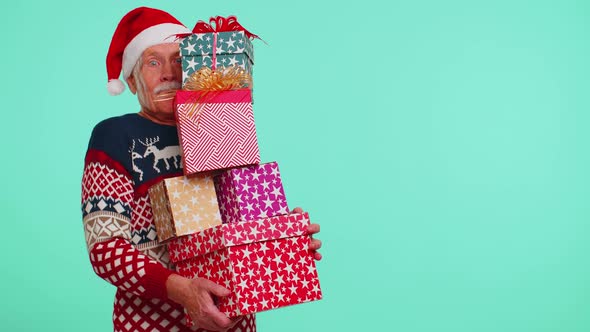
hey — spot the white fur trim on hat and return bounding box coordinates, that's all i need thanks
[121,23,190,79]
[107,79,126,96]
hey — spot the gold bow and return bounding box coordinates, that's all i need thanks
[184,65,252,91]
[182,65,252,122]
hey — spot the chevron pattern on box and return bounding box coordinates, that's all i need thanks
[177,99,260,175]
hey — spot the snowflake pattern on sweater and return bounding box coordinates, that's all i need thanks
[81,113,255,332]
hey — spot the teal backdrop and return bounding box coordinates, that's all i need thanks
[1,0,589,331]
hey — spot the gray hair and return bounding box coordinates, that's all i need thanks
[131,56,147,105]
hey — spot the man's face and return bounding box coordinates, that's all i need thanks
[127,43,182,122]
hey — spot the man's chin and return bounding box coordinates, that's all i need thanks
[138,107,176,125]
[155,105,176,116]
[143,100,175,118]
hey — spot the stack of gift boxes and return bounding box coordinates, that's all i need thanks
[148,18,322,324]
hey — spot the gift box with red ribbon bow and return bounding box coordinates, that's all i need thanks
[180,16,257,87]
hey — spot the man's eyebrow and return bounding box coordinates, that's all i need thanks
[143,50,179,59]
[143,50,160,58]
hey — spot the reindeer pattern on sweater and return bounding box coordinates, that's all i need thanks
[81,113,256,332]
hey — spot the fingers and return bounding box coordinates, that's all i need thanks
[201,278,231,298]
[307,223,320,235]
[313,251,322,261]
[186,278,234,331]
[225,316,243,330]
[197,292,231,327]
[309,238,323,261]
[200,280,233,328]
[310,238,322,250]
[197,307,233,331]
[211,310,233,330]
[291,207,304,214]
[307,225,322,261]
[310,239,322,261]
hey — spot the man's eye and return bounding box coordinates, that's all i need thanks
[175,58,182,64]
[148,60,159,66]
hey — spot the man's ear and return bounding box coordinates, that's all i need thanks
[126,75,137,94]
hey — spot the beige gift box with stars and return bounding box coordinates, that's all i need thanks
[148,175,222,242]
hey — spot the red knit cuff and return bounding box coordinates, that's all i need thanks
[144,262,175,300]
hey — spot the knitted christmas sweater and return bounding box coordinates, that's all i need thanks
[81,113,255,332]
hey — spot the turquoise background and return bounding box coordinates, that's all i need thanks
[1,0,589,331]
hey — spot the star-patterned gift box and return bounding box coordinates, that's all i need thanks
[214,161,289,224]
[175,89,260,175]
[167,212,322,320]
[148,175,222,242]
[180,31,254,86]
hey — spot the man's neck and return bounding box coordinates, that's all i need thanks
[138,109,176,126]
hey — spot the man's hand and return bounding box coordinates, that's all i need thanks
[291,207,322,261]
[166,274,239,331]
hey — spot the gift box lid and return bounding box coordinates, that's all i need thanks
[180,31,254,63]
[168,212,310,262]
[175,89,252,105]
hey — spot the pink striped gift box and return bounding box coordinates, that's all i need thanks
[174,90,260,175]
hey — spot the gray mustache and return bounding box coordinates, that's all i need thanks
[154,82,181,94]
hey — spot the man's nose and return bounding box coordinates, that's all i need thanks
[161,61,180,82]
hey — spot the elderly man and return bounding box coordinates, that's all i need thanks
[81,7,322,332]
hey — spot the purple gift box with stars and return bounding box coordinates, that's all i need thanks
[214,161,289,224]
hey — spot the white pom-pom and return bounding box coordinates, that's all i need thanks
[107,79,125,96]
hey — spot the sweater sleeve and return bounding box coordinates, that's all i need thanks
[81,125,174,300]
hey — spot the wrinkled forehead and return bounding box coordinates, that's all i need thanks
[121,23,185,78]
[140,42,181,59]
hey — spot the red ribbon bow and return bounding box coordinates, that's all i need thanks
[192,15,260,40]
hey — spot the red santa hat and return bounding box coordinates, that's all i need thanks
[106,7,190,95]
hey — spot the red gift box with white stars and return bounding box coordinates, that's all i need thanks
[168,212,322,318]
